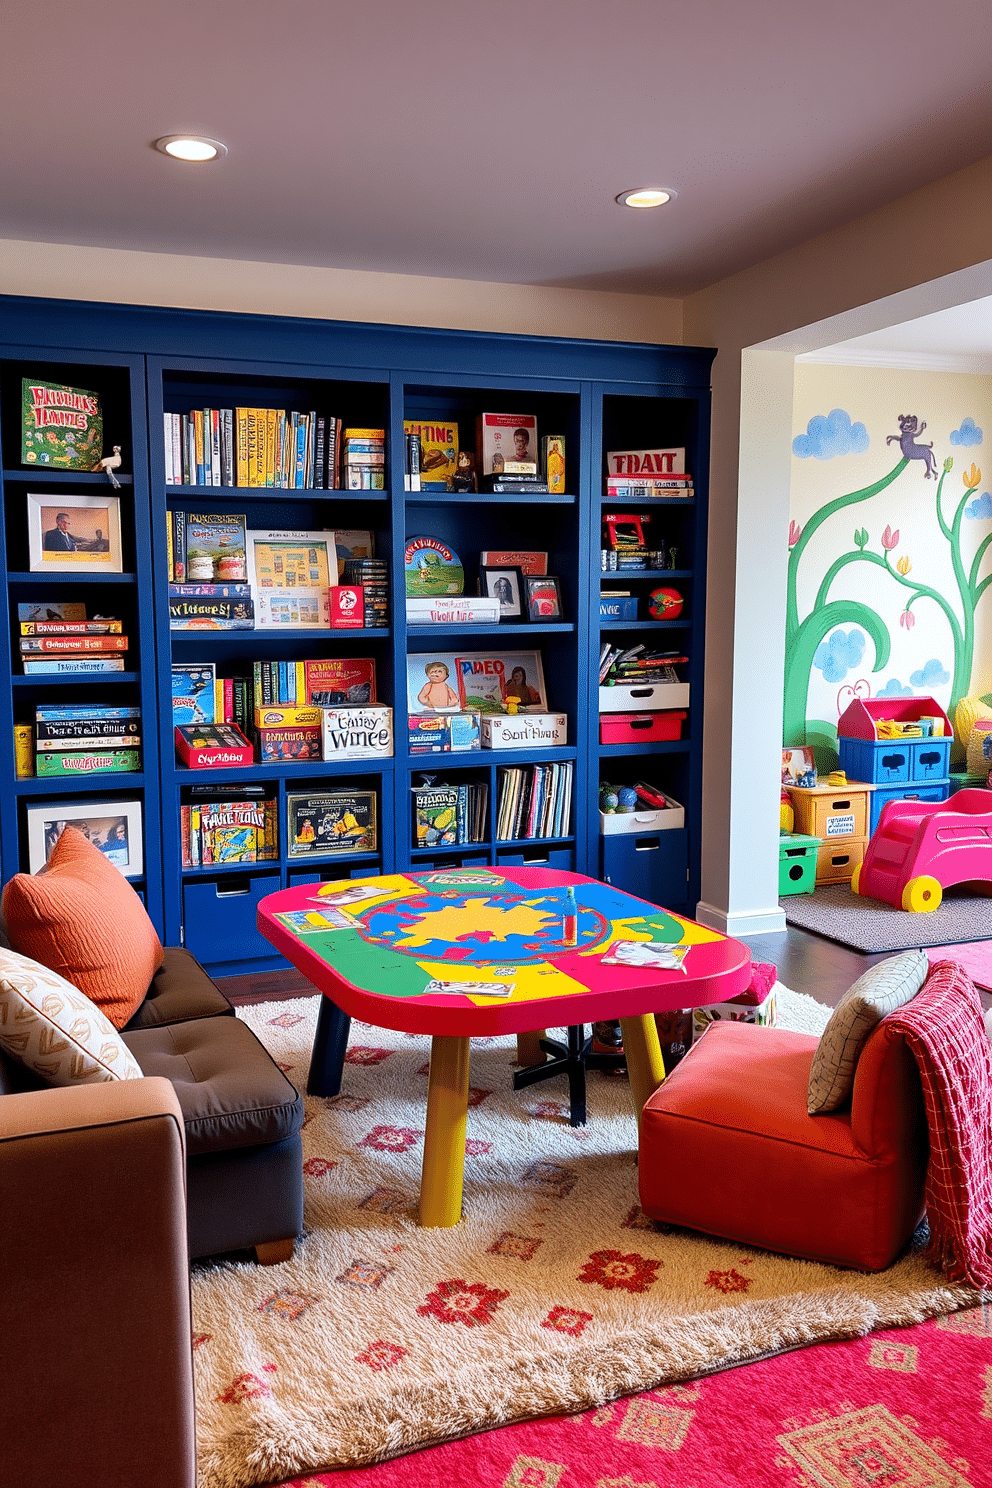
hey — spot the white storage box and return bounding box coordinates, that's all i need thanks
[599,681,690,713]
[599,793,684,835]
[321,705,394,760]
[481,712,567,749]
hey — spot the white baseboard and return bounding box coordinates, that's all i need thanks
[694,901,787,937]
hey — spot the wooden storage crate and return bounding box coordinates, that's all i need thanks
[815,837,866,885]
[787,782,871,842]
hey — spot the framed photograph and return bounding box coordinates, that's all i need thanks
[479,565,524,620]
[782,745,816,787]
[286,790,377,858]
[25,800,144,879]
[523,574,563,621]
[26,491,123,574]
[247,528,336,629]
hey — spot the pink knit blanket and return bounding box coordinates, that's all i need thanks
[886,959,992,1289]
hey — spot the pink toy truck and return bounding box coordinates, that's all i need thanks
[852,787,992,912]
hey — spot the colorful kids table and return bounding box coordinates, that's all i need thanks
[257,866,751,1226]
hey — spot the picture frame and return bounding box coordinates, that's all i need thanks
[523,573,563,621]
[26,490,123,574]
[246,528,336,629]
[286,790,377,858]
[479,565,524,620]
[25,800,144,879]
[782,745,816,787]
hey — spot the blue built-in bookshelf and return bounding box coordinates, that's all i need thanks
[0,297,714,975]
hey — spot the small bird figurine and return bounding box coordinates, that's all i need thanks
[94,446,122,488]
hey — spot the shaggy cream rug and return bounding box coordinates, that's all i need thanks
[190,987,978,1488]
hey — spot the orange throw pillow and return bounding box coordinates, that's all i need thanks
[2,827,164,1029]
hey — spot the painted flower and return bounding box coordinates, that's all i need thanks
[417,1279,510,1327]
[705,1268,752,1294]
[355,1339,408,1371]
[900,609,916,630]
[881,525,899,550]
[542,1306,593,1336]
[359,1125,422,1153]
[854,527,869,550]
[944,456,954,473]
[577,1249,662,1294]
[896,555,912,576]
[964,463,982,490]
[788,520,802,547]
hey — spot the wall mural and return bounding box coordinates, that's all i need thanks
[785,379,990,768]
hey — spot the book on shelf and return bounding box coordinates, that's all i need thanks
[20,634,127,654]
[476,412,538,477]
[17,602,88,622]
[405,597,501,624]
[22,380,103,470]
[341,557,388,627]
[165,408,337,489]
[20,619,123,635]
[172,512,248,584]
[22,657,126,674]
[412,781,488,848]
[342,427,385,491]
[495,761,573,841]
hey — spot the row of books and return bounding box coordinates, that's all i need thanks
[599,644,686,686]
[17,603,132,675]
[172,658,376,730]
[162,411,387,491]
[495,761,573,841]
[412,781,489,848]
[15,704,141,779]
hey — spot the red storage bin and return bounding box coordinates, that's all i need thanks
[599,710,686,745]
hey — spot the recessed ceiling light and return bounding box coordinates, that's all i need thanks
[616,187,676,209]
[154,136,228,162]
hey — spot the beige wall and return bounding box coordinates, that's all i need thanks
[0,238,682,346]
[685,154,992,932]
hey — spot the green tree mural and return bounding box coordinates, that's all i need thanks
[785,452,986,765]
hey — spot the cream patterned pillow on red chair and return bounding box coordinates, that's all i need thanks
[0,946,142,1085]
[807,948,929,1115]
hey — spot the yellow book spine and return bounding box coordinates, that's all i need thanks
[215,679,224,721]
[236,408,249,486]
[295,660,305,703]
[249,409,263,487]
[14,724,33,779]
[265,408,277,487]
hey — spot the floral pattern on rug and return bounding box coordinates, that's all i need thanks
[189,995,981,1488]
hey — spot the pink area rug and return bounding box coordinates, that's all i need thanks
[270,1306,992,1488]
[930,940,992,990]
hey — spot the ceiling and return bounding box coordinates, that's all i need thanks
[803,298,992,371]
[1,0,990,297]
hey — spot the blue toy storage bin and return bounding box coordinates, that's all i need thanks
[869,782,949,836]
[910,738,953,781]
[600,828,689,911]
[838,737,910,785]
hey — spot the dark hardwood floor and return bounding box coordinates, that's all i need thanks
[217,925,992,1013]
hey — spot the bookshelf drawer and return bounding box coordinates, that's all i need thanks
[496,847,573,869]
[600,711,686,745]
[599,682,690,712]
[600,829,688,908]
[184,873,279,966]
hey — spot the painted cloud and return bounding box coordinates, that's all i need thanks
[909,658,950,688]
[813,627,866,683]
[950,417,983,447]
[793,408,869,460]
[965,491,992,520]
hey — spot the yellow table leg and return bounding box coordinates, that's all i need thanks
[420,1035,471,1227]
[516,1029,546,1066]
[620,1014,666,1131]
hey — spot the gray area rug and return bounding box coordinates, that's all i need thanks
[783,884,992,953]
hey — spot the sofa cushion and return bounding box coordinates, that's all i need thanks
[2,827,165,1029]
[0,946,143,1085]
[806,948,929,1114]
[124,947,233,1030]
[123,1015,303,1156]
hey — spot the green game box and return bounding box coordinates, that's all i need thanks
[21,379,103,470]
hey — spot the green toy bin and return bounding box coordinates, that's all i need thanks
[779,833,821,896]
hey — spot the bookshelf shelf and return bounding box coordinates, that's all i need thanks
[0,297,713,971]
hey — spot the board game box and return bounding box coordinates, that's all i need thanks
[403,420,458,489]
[21,380,103,469]
[300,657,376,706]
[476,412,538,476]
[171,664,217,726]
[407,648,547,716]
[321,705,394,760]
[286,790,377,857]
[411,785,459,847]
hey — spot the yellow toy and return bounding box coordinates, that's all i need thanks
[779,789,794,834]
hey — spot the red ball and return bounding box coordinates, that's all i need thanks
[648,587,683,620]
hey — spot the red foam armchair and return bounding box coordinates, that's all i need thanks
[638,1013,928,1271]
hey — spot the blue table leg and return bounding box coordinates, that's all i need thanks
[307,996,351,1097]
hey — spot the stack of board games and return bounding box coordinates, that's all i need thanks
[167,514,252,630]
[495,761,573,841]
[605,447,692,498]
[601,512,665,570]
[28,702,141,779]
[286,789,377,857]
[411,780,488,849]
[342,557,388,626]
[252,705,322,762]
[180,792,278,866]
[341,428,385,490]
[163,407,342,489]
[21,379,103,470]
[18,602,129,675]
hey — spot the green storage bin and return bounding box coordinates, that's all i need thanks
[779,832,821,896]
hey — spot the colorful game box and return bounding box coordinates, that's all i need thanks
[286,790,377,857]
[476,412,538,476]
[403,421,458,489]
[21,380,103,469]
[172,664,217,726]
[301,657,376,706]
[321,705,394,760]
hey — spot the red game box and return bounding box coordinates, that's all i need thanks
[175,723,253,769]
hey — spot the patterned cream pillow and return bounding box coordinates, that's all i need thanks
[0,946,143,1085]
[807,948,929,1115]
